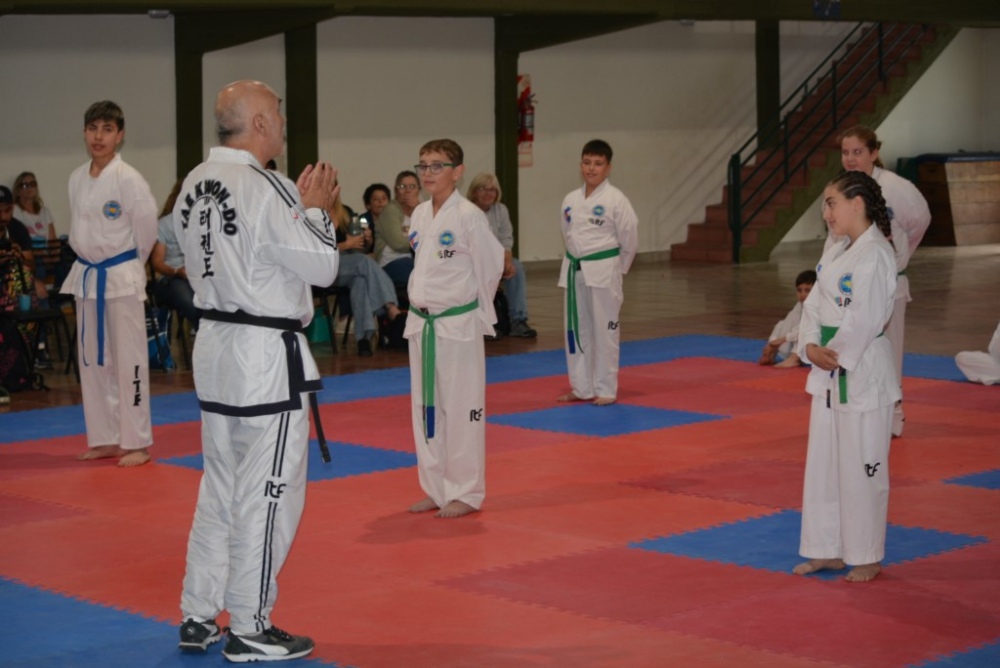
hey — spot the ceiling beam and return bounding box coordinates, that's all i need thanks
[1,1,998,27]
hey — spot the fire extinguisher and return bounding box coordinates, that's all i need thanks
[518,94,535,143]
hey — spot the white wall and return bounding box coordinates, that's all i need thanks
[315,17,495,212]
[517,20,856,261]
[202,35,286,159]
[0,15,176,233]
[783,28,998,244]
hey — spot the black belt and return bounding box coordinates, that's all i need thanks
[201,309,331,463]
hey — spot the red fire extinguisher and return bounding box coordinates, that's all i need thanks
[518,94,535,144]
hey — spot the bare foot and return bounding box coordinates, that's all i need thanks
[436,501,477,518]
[774,354,801,368]
[77,445,123,461]
[845,563,881,582]
[557,392,588,403]
[409,497,439,513]
[386,304,401,320]
[118,448,151,468]
[593,396,616,406]
[793,558,846,575]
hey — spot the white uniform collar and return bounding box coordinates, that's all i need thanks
[208,146,263,168]
[582,179,610,199]
[90,153,121,178]
[436,188,464,214]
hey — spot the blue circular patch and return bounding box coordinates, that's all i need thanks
[439,230,455,247]
[409,230,419,251]
[563,207,572,224]
[838,273,853,296]
[593,205,605,216]
[103,201,123,220]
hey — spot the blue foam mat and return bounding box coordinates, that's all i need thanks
[0,577,333,667]
[944,469,1000,491]
[911,640,1000,667]
[490,403,723,437]
[161,441,416,481]
[902,353,968,382]
[631,510,988,577]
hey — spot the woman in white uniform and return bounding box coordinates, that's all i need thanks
[838,126,931,436]
[795,170,899,583]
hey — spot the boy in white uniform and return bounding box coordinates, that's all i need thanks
[175,80,338,662]
[759,269,816,367]
[61,101,158,468]
[557,139,639,405]
[839,126,931,436]
[404,139,504,519]
[795,171,899,583]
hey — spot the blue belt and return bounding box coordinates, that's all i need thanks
[78,248,138,366]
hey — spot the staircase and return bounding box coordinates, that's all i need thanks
[671,22,960,264]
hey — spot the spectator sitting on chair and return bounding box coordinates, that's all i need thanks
[359,182,391,252]
[329,191,403,357]
[467,173,537,338]
[13,172,58,241]
[1,185,52,369]
[374,171,419,286]
[151,181,200,330]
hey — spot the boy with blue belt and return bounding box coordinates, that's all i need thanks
[61,101,158,467]
[558,139,639,406]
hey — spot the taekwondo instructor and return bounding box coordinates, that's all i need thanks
[175,80,339,662]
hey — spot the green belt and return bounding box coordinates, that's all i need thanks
[565,247,620,354]
[820,325,882,404]
[409,299,479,440]
[897,270,906,276]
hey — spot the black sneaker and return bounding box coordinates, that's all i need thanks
[222,626,314,663]
[509,320,537,338]
[178,618,223,651]
[357,339,373,357]
[34,349,54,370]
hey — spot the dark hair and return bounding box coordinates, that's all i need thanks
[838,125,885,169]
[419,139,463,166]
[84,101,125,131]
[363,183,391,207]
[159,180,183,218]
[828,170,893,245]
[795,269,817,287]
[394,170,418,188]
[582,139,613,162]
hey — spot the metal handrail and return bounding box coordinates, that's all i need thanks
[728,22,930,262]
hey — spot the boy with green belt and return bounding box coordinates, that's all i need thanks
[557,139,638,406]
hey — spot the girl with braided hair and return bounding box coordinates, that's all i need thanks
[838,125,931,437]
[794,170,899,582]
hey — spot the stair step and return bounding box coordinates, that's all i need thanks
[706,204,777,227]
[672,22,948,265]
[670,242,736,264]
[685,223,758,246]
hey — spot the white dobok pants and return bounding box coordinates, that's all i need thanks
[181,406,309,635]
[800,394,893,566]
[408,335,486,510]
[564,274,623,400]
[76,294,152,450]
